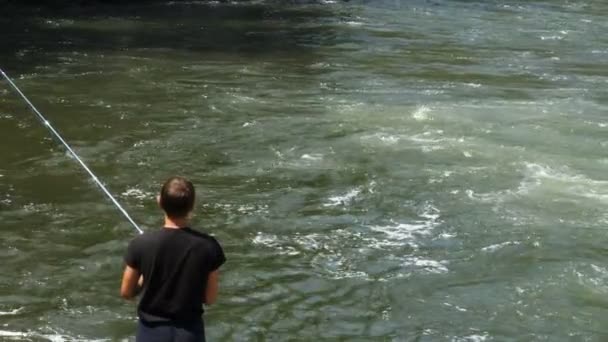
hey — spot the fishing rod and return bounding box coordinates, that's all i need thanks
[0,68,143,235]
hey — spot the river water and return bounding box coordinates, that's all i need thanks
[1,0,608,340]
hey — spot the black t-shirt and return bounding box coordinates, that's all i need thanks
[124,227,226,323]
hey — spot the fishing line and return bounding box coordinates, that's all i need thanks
[0,67,143,234]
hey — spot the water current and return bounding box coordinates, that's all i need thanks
[1,0,608,340]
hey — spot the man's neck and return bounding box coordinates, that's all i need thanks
[163,216,189,229]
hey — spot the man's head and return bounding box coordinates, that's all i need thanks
[159,176,195,219]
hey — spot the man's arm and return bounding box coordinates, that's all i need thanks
[120,265,141,300]
[204,270,220,305]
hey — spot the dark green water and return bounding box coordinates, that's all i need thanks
[1,0,608,340]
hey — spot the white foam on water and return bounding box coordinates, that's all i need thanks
[252,232,278,246]
[204,202,269,215]
[481,241,520,252]
[583,120,607,128]
[252,232,300,256]
[344,21,364,26]
[292,233,330,251]
[466,188,512,203]
[254,230,373,279]
[300,153,323,161]
[324,187,362,207]
[369,222,431,247]
[132,140,147,148]
[444,302,467,312]
[0,330,27,338]
[0,307,23,316]
[254,232,449,280]
[581,192,608,202]
[166,1,226,7]
[466,163,608,205]
[367,203,442,252]
[439,232,456,239]
[0,329,110,341]
[422,89,445,95]
[378,134,400,144]
[423,329,437,336]
[334,101,367,114]
[522,163,608,200]
[412,105,431,121]
[236,204,269,214]
[309,62,331,69]
[254,201,448,279]
[121,188,153,200]
[452,333,489,342]
[230,94,258,104]
[524,163,576,182]
[22,202,52,213]
[381,307,391,320]
[573,263,608,289]
[403,257,448,274]
[408,129,450,143]
[407,130,453,147]
[291,231,371,279]
[360,132,401,146]
[314,253,369,280]
[272,147,328,169]
[368,180,377,194]
[590,264,608,276]
[540,35,564,41]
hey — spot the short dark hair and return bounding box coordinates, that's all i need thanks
[159,177,195,218]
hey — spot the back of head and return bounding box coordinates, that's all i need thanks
[159,177,195,219]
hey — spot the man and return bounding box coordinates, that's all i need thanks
[121,176,226,342]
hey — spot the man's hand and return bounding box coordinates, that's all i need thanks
[120,265,141,300]
[134,275,144,297]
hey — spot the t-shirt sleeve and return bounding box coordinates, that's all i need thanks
[124,237,141,269]
[207,237,226,272]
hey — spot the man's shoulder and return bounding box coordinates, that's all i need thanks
[131,228,222,248]
[129,229,163,246]
[183,228,223,247]
[185,228,226,269]
[183,227,216,240]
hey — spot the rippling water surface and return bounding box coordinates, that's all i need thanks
[1,0,608,340]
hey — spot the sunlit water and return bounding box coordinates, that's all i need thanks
[1,0,608,340]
